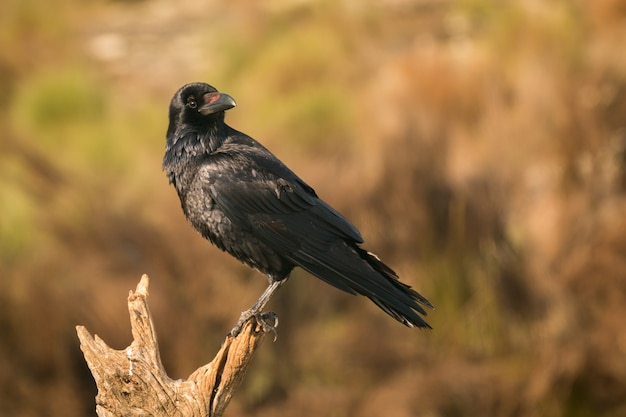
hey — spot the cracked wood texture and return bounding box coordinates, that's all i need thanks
[76,274,270,417]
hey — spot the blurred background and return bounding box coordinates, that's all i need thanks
[1,0,626,416]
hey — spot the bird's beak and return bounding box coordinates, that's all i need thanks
[199,92,236,115]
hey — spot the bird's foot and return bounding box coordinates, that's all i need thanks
[229,311,279,341]
[254,311,279,341]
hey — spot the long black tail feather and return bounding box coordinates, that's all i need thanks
[292,243,433,329]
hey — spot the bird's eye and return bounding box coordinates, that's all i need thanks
[187,97,198,109]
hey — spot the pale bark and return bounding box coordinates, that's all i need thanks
[77,274,272,417]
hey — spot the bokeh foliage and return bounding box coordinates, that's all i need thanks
[1,0,626,416]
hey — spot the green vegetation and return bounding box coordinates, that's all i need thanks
[1,1,626,416]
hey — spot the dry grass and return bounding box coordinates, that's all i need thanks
[1,0,626,416]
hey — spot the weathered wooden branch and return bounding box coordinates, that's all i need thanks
[76,274,273,417]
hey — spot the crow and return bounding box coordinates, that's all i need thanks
[163,82,433,336]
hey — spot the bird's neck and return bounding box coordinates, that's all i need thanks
[168,123,227,154]
[201,122,229,153]
[163,124,229,190]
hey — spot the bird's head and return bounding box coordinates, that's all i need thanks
[167,82,236,138]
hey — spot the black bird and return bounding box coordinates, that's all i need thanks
[163,82,433,336]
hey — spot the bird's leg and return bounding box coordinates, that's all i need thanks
[229,278,287,340]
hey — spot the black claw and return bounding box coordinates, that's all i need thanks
[254,312,279,341]
[228,325,242,338]
[228,311,279,340]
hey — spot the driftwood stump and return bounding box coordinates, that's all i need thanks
[76,274,273,417]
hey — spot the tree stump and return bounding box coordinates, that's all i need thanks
[76,274,273,417]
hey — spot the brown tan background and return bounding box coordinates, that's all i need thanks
[1,0,626,416]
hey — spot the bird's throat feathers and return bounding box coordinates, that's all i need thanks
[163,124,226,186]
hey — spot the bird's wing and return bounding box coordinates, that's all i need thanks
[199,149,363,248]
[200,149,431,324]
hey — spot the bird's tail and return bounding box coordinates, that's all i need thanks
[357,247,433,328]
[294,243,433,329]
